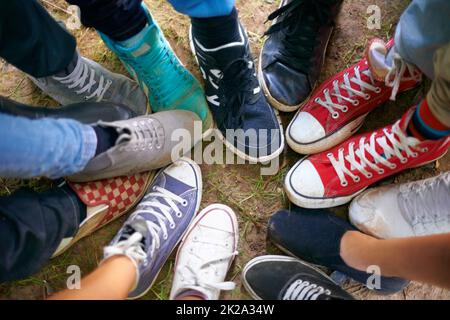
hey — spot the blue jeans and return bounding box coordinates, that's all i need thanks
[395,0,450,79]
[0,184,82,282]
[167,0,235,18]
[0,114,96,179]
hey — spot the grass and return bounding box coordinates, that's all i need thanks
[0,0,449,300]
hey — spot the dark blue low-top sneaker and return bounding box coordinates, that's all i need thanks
[243,255,355,300]
[102,158,202,299]
[190,23,284,163]
[268,207,410,295]
[259,0,343,112]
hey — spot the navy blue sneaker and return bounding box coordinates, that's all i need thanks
[189,23,284,162]
[268,208,410,294]
[102,158,202,299]
[243,255,355,300]
[259,0,342,112]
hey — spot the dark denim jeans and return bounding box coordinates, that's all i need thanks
[0,185,82,282]
[0,0,76,78]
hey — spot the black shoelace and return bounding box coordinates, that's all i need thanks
[264,0,336,73]
[218,58,258,128]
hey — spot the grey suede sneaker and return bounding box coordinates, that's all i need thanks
[29,53,149,116]
[68,110,200,182]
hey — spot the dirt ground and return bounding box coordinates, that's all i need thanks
[0,0,449,300]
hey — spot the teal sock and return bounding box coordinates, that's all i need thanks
[119,23,150,47]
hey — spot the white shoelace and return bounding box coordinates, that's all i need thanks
[315,65,380,119]
[53,58,112,101]
[283,280,331,300]
[315,55,420,117]
[133,186,186,261]
[385,53,421,101]
[178,229,237,292]
[116,118,163,152]
[328,121,423,187]
[104,186,186,266]
[103,232,147,264]
[399,173,450,233]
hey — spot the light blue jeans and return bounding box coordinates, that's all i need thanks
[395,0,450,79]
[0,114,96,179]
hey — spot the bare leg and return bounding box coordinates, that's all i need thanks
[340,231,450,289]
[49,256,136,300]
[49,256,207,300]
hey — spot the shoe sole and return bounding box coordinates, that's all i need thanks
[189,26,285,163]
[169,203,239,300]
[285,152,447,209]
[52,171,156,258]
[127,157,203,300]
[257,25,334,113]
[286,113,367,155]
[242,255,340,300]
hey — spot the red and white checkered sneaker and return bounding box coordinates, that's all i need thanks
[52,172,154,257]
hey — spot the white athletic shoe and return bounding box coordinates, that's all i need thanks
[170,204,239,300]
[349,172,450,238]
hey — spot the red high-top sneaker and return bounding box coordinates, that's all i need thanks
[285,106,449,208]
[286,38,422,155]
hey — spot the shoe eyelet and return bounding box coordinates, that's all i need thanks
[169,223,175,229]
[342,106,349,112]
[332,112,339,119]
[163,234,168,240]
[401,158,408,163]
[181,200,188,207]
[412,152,418,158]
[314,97,320,103]
[366,172,373,178]
[378,169,385,174]
[341,180,348,187]
[353,176,361,182]
[176,212,182,218]
[352,100,359,106]
[421,147,429,153]
[327,153,333,158]
[324,88,329,94]
[375,87,382,93]
[364,94,371,100]
[339,148,345,152]
[390,164,397,169]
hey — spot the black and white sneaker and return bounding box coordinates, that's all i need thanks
[189,24,284,163]
[242,255,355,300]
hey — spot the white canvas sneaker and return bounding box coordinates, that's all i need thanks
[169,204,239,300]
[349,172,450,238]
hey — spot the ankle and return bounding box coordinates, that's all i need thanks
[340,230,378,272]
[93,125,119,156]
[191,7,240,48]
